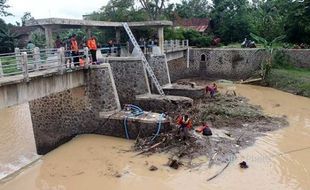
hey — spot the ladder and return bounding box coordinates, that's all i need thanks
[122,22,165,96]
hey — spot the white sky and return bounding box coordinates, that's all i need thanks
[2,0,181,24]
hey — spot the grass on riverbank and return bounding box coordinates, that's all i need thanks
[263,67,310,97]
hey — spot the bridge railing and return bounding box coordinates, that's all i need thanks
[164,39,189,52]
[0,47,91,80]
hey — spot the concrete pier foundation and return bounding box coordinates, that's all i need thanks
[29,64,121,154]
[134,94,193,113]
[163,84,205,99]
[99,111,171,139]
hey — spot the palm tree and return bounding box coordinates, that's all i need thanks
[250,33,285,79]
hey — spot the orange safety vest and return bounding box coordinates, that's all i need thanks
[87,39,97,50]
[79,57,85,67]
[71,39,78,52]
[176,115,192,129]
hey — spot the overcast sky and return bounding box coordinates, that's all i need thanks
[3,0,180,24]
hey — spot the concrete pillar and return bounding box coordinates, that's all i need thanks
[116,28,121,44]
[86,28,91,38]
[83,47,90,67]
[0,59,3,77]
[21,52,29,81]
[57,47,65,74]
[33,47,40,70]
[44,26,53,48]
[15,48,21,69]
[158,27,164,54]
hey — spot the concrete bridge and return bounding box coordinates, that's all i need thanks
[1,18,280,155]
[0,41,191,155]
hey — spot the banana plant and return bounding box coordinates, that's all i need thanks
[250,33,286,79]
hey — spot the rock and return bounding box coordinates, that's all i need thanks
[239,161,248,169]
[168,159,180,169]
[114,172,122,178]
[149,165,158,171]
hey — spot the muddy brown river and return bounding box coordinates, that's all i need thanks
[0,85,309,190]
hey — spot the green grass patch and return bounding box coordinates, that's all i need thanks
[264,68,310,97]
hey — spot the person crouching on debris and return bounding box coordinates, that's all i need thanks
[200,122,213,136]
[206,83,218,98]
[176,114,192,140]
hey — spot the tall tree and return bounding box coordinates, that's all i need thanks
[249,0,285,42]
[283,0,310,44]
[174,0,210,18]
[211,0,252,44]
[0,0,11,17]
[138,0,167,20]
[21,12,34,26]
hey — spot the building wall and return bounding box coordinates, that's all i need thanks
[108,57,150,105]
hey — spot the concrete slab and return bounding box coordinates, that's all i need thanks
[134,93,193,113]
[26,18,173,28]
[99,110,171,139]
[163,83,205,99]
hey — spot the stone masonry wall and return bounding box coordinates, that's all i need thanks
[29,64,121,154]
[167,56,200,82]
[147,55,171,86]
[281,49,310,68]
[191,48,266,79]
[108,58,150,105]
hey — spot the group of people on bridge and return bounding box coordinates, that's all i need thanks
[54,34,108,66]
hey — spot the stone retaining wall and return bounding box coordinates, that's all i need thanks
[147,55,171,86]
[281,49,310,68]
[108,57,150,105]
[29,64,121,154]
[191,48,266,79]
[167,56,200,82]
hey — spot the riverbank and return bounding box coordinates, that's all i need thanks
[262,67,310,97]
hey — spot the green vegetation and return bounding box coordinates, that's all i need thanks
[1,0,310,51]
[0,56,22,75]
[264,68,310,97]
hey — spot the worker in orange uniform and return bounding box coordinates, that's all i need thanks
[176,114,192,140]
[70,34,79,66]
[87,35,97,64]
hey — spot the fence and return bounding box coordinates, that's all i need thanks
[164,40,189,52]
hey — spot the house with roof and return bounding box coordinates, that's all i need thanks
[174,18,210,33]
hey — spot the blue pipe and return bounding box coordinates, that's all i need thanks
[151,113,165,141]
[123,104,144,139]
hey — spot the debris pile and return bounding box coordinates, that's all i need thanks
[133,94,288,168]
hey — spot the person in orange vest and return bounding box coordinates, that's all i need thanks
[87,35,97,64]
[70,34,79,66]
[176,114,192,140]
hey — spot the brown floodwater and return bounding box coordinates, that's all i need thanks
[0,84,309,190]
